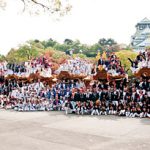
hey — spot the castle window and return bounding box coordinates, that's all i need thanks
[139,26,143,30]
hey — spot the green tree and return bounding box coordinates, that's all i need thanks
[98,38,107,46]
[64,39,73,45]
[42,38,57,48]
[18,44,39,60]
[0,54,5,61]
[6,44,40,62]
[70,40,81,54]
[106,38,117,46]
[54,43,70,52]
[6,48,20,63]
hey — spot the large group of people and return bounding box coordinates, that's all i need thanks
[0,57,52,78]
[98,53,125,76]
[0,50,150,119]
[56,58,93,76]
[0,76,149,118]
[0,78,82,111]
[129,50,150,73]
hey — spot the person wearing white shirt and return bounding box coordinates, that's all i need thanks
[35,79,44,94]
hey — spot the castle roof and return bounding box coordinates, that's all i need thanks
[131,18,150,50]
[136,17,150,25]
[136,37,150,47]
[141,27,150,35]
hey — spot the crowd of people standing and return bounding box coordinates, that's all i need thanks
[98,52,125,76]
[0,57,52,78]
[129,50,150,73]
[56,57,93,76]
[0,76,149,118]
[0,51,150,119]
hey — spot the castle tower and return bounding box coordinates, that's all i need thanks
[131,17,150,52]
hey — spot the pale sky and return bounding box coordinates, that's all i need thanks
[0,0,150,55]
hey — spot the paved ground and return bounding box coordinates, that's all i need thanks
[0,110,149,150]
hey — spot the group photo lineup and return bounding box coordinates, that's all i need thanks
[0,0,150,150]
[0,49,150,118]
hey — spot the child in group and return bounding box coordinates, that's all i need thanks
[100,101,107,115]
[91,101,100,116]
[125,107,131,117]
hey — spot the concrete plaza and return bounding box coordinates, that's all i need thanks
[0,110,149,150]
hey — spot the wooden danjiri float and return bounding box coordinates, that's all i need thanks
[93,66,126,81]
[83,76,93,87]
[5,74,18,80]
[93,51,126,81]
[93,67,107,80]
[131,48,150,78]
[93,51,108,80]
[5,73,56,87]
[57,71,87,80]
[134,67,150,78]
